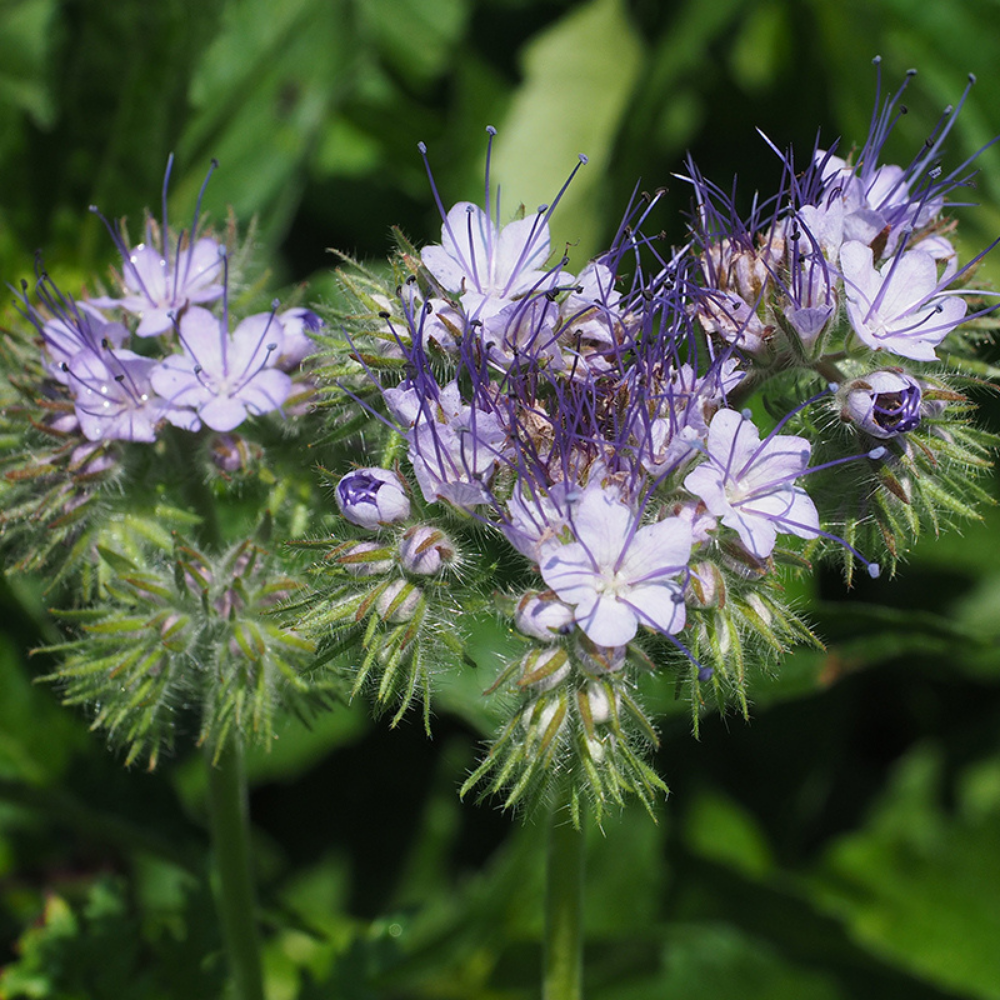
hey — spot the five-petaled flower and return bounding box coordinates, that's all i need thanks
[538,486,693,647]
[150,306,291,432]
[684,409,819,559]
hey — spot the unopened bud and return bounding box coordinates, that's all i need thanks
[514,591,574,640]
[211,433,253,472]
[517,646,571,692]
[399,524,456,574]
[375,579,422,622]
[336,467,410,528]
[575,634,626,675]
[585,681,619,725]
[685,561,726,610]
[520,694,565,742]
[336,541,393,576]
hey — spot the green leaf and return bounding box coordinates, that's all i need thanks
[807,743,1000,999]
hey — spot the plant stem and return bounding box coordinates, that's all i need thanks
[205,740,265,1000]
[544,788,585,1000]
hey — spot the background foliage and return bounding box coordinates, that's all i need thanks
[2,0,1000,996]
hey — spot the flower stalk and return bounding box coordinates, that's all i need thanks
[544,787,586,1000]
[205,739,265,1000]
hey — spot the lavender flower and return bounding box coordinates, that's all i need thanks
[421,201,561,315]
[840,241,968,361]
[388,379,507,508]
[151,306,291,432]
[538,485,692,647]
[66,348,196,442]
[684,409,819,559]
[90,157,223,336]
[418,129,585,321]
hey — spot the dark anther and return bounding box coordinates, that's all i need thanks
[114,374,125,382]
[378,311,391,319]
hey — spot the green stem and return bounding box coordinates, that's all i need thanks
[544,788,586,1000]
[205,740,265,1000]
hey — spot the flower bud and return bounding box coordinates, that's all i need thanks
[575,635,626,676]
[375,579,422,622]
[336,467,410,528]
[514,591,574,640]
[517,646,571,692]
[520,694,565,743]
[685,561,726,610]
[211,433,252,473]
[584,681,620,725]
[399,524,456,574]
[335,540,393,576]
[840,370,922,439]
[70,442,117,477]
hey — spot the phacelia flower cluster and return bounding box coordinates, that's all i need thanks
[307,64,1000,813]
[14,158,319,446]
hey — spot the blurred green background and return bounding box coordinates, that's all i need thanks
[3,0,1000,997]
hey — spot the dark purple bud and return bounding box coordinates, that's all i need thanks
[336,467,410,529]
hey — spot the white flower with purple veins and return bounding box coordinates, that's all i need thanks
[840,241,967,361]
[538,486,693,647]
[336,467,410,528]
[684,408,819,559]
[66,349,196,443]
[421,202,566,317]
[150,306,291,432]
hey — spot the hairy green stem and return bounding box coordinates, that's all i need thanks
[544,788,585,1000]
[205,740,265,1000]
